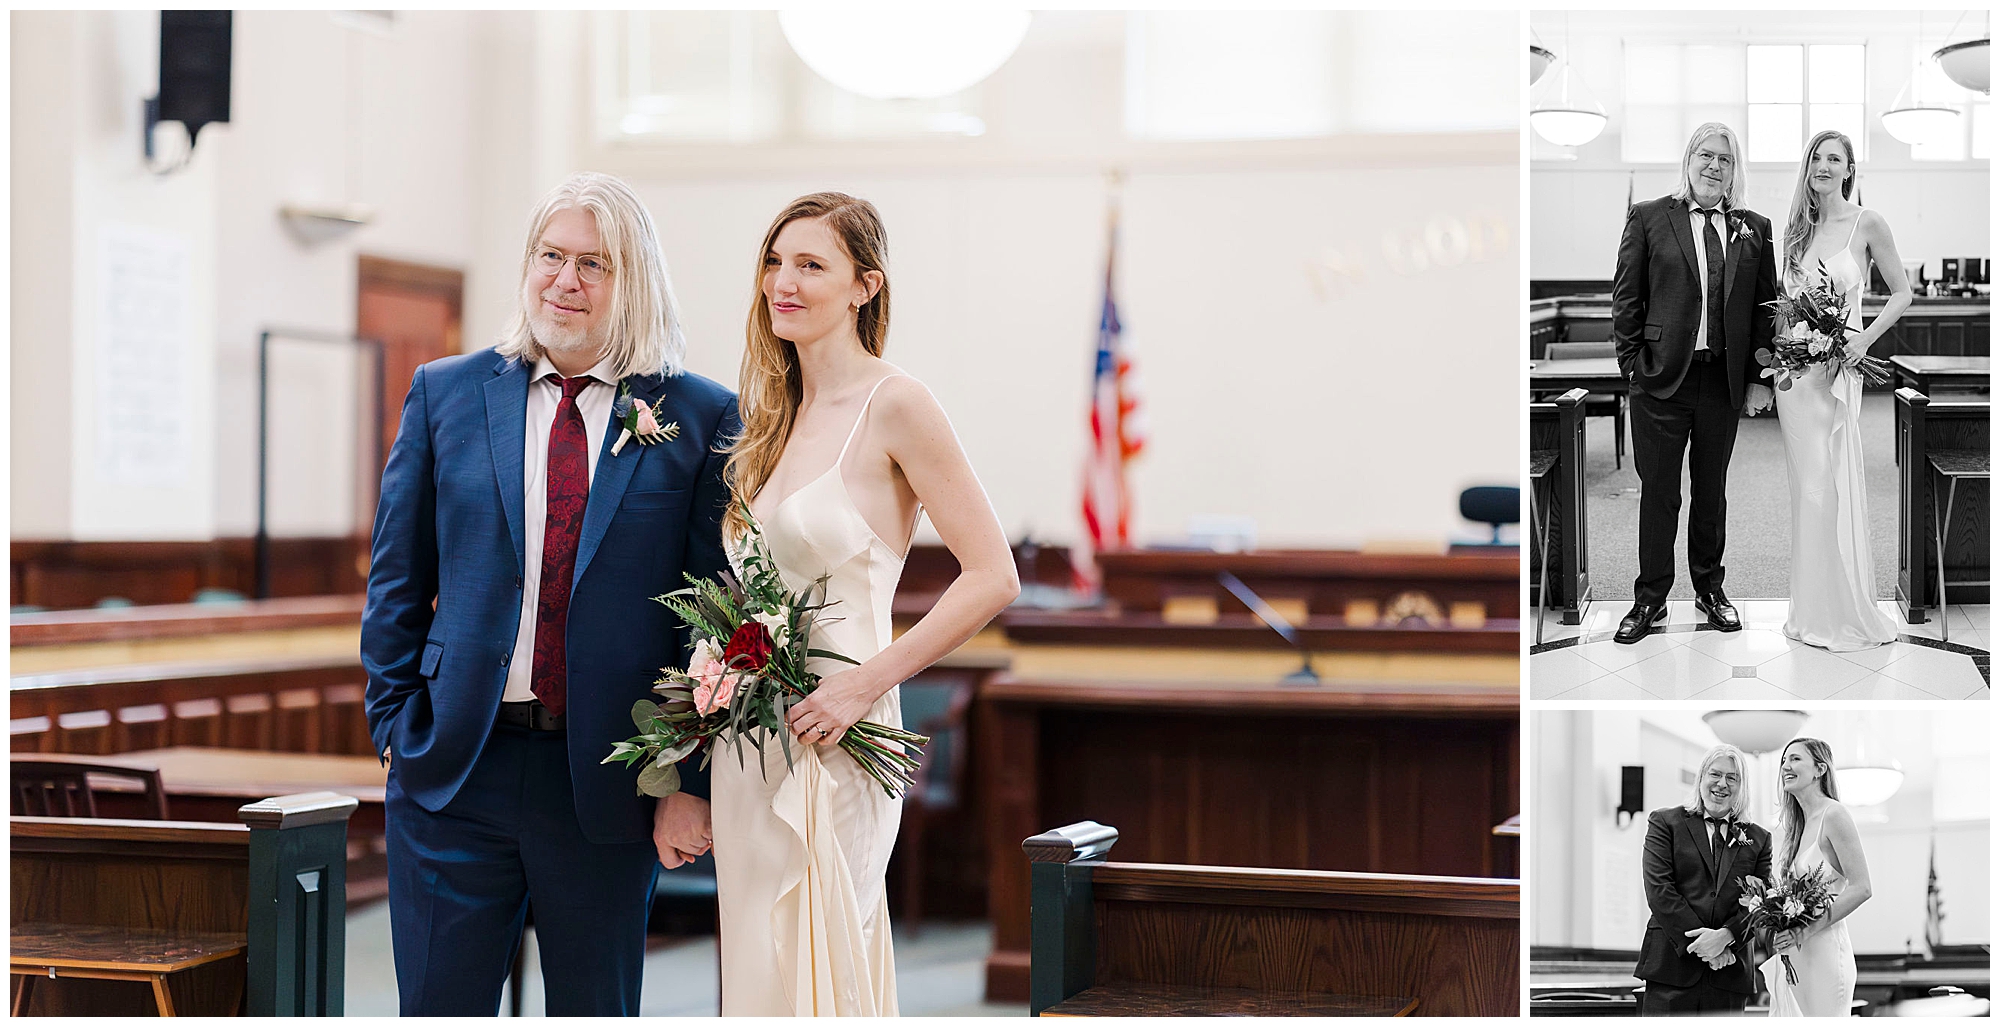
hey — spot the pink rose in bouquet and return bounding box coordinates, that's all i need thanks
[688,639,735,714]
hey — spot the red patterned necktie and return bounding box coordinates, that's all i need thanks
[531,375,593,718]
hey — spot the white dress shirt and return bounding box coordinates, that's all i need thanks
[1688,205,1728,353]
[504,355,618,703]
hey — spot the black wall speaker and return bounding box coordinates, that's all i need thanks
[158,11,232,144]
[1617,765,1644,827]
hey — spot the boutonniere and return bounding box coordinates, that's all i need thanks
[1723,819,1752,848]
[1725,209,1752,246]
[610,383,679,456]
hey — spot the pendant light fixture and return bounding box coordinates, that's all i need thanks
[1702,710,1809,755]
[778,10,1031,101]
[1935,38,1990,95]
[1530,44,1556,86]
[1530,15,1606,147]
[1884,15,1964,147]
[1933,11,1990,95]
[1833,720,1905,807]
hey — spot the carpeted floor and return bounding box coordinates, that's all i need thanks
[1583,393,1897,601]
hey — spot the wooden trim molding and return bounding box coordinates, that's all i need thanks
[12,595,366,647]
[1091,862,1520,919]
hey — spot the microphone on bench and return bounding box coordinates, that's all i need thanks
[1217,571,1319,686]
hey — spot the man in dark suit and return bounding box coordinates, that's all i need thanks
[362,173,740,1014]
[1611,122,1777,643]
[1635,743,1773,1016]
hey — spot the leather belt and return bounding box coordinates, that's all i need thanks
[1690,349,1716,363]
[496,700,565,732]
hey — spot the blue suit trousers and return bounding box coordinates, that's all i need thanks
[386,725,660,1015]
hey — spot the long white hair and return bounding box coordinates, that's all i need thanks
[1682,743,1750,819]
[497,172,688,379]
[1671,122,1748,211]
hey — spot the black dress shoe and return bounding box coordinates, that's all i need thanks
[1694,590,1742,631]
[1614,603,1668,644]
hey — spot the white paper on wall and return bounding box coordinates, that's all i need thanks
[93,223,194,488]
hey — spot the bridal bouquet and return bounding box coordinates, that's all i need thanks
[1755,262,1892,391]
[1738,865,1834,986]
[602,501,929,800]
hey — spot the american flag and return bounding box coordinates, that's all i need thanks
[1924,834,1945,952]
[1076,205,1143,592]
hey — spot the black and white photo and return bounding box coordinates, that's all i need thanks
[1530,708,1991,1016]
[1528,11,1991,700]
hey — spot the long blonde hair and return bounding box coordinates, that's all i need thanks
[1783,130,1859,279]
[1671,122,1747,211]
[496,172,688,380]
[1775,737,1839,870]
[724,192,892,540]
[1682,744,1750,820]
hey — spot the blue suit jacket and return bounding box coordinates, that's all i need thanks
[361,347,740,845]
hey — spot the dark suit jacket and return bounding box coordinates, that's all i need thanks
[1633,806,1773,992]
[361,347,741,845]
[1611,196,1777,407]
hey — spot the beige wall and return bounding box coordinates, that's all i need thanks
[476,11,1522,549]
[16,10,1521,549]
[11,11,482,541]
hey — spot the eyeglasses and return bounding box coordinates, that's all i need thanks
[534,249,611,284]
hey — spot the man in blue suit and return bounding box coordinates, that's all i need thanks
[362,172,740,1014]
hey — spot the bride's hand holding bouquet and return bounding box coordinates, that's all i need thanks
[602,500,930,800]
[1738,865,1835,985]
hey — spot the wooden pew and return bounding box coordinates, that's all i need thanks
[1895,389,1991,625]
[1530,389,1589,636]
[978,676,1518,1002]
[1025,822,1519,1017]
[11,595,372,758]
[10,791,355,1016]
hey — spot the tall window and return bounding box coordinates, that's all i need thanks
[1747,44,1865,162]
[1622,44,1742,163]
[1124,11,1516,140]
[1621,42,1866,162]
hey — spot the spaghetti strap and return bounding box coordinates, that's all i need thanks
[1843,208,1862,250]
[835,374,907,465]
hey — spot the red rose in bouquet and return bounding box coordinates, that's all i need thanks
[723,621,775,671]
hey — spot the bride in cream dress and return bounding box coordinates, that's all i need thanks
[1761,738,1871,1017]
[706,192,1019,1015]
[1773,130,1911,651]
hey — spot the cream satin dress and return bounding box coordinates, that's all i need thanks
[1776,211,1898,651]
[1760,808,1856,1016]
[711,375,914,1016]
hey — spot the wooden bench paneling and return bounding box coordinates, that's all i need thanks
[1896,390,1991,619]
[1025,824,1519,1017]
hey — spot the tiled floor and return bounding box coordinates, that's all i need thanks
[344,899,1025,1016]
[1529,602,1989,700]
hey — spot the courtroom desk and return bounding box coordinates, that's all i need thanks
[1893,354,1991,396]
[978,674,1518,1003]
[1532,292,1990,367]
[1529,357,1623,398]
[1092,549,1519,626]
[1002,610,1517,655]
